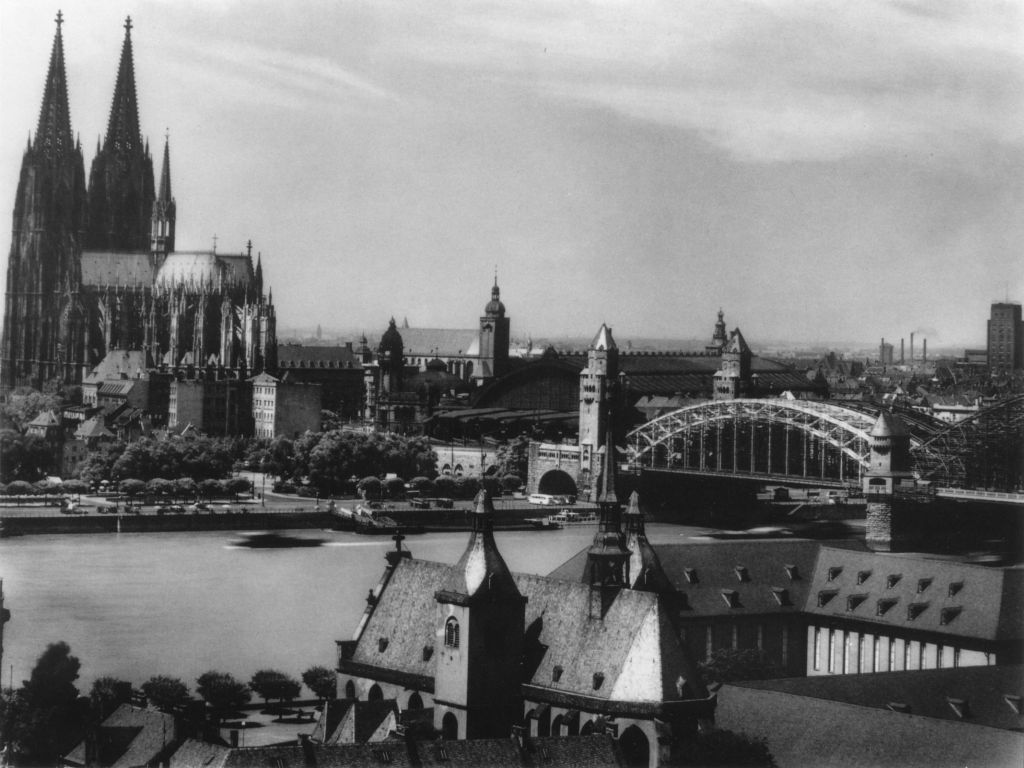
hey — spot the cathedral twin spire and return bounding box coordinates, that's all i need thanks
[103,16,143,157]
[34,11,75,160]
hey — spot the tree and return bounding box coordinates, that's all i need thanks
[0,431,53,482]
[196,671,250,713]
[675,728,776,767]
[383,476,406,499]
[434,475,456,499]
[698,649,784,685]
[5,480,36,496]
[174,477,198,500]
[141,675,191,710]
[89,676,130,719]
[198,478,225,500]
[0,388,63,432]
[5,642,86,762]
[358,476,382,499]
[301,666,337,702]
[225,476,252,496]
[249,670,302,711]
[500,474,523,493]
[493,435,530,479]
[408,476,435,495]
[119,478,147,502]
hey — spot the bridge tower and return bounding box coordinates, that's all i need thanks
[713,328,751,400]
[864,410,916,552]
[579,324,619,496]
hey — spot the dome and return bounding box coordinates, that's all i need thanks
[426,357,447,372]
[379,317,403,354]
[485,282,505,316]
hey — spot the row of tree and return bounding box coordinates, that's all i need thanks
[0,641,338,764]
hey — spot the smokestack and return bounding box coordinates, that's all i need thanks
[901,338,905,363]
[910,332,915,363]
[923,339,927,363]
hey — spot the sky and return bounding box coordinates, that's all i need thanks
[1,0,1022,349]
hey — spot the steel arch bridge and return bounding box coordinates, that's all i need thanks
[626,399,919,488]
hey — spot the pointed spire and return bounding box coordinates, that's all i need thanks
[157,134,172,203]
[34,10,74,159]
[591,323,616,352]
[103,16,142,156]
[438,490,521,602]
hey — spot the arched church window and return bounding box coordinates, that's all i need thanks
[445,617,460,648]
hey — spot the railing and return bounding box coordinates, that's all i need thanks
[935,488,1024,504]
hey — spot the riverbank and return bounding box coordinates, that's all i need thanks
[0,502,597,536]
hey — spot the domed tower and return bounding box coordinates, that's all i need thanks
[476,277,510,383]
[378,317,404,395]
[706,308,728,353]
[864,410,915,552]
[433,490,526,739]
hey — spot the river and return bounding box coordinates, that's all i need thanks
[0,524,694,694]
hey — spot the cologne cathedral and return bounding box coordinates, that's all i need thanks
[1,14,276,393]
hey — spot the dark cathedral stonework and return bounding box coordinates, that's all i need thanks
[1,15,276,394]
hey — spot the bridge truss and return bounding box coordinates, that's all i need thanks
[911,395,1024,491]
[626,399,898,487]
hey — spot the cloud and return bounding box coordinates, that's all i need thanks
[379,0,1024,163]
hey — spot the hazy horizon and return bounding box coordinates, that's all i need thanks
[2,1,1022,350]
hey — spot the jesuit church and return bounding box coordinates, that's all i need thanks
[1,14,276,394]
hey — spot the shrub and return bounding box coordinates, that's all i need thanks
[6,480,35,496]
[383,477,406,499]
[408,476,435,495]
[500,474,523,492]
[358,476,382,499]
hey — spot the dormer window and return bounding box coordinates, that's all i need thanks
[771,587,791,606]
[917,578,932,593]
[876,597,898,616]
[721,590,741,608]
[846,594,867,611]
[887,574,902,589]
[684,568,699,584]
[734,565,750,582]
[422,646,433,661]
[817,589,838,607]
[940,607,962,625]
[784,564,800,581]
[948,581,963,597]
[552,665,563,683]
[907,602,929,621]
[378,638,389,652]
[856,570,871,585]
[444,617,459,648]
[592,672,605,690]
[827,567,843,582]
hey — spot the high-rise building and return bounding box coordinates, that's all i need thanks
[1,14,276,394]
[987,302,1023,375]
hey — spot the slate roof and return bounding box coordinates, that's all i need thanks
[28,409,61,427]
[84,350,151,383]
[386,328,480,358]
[347,556,705,704]
[64,704,177,768]
[154,252,253,289]
[81,251,156,286]
[550,539,827,618]
[170,735,623,767]
[322,699,399,745]
[804,547,1024,643]
[75,416,115,440]
[277,344,361,369]
[716,672,1024,768]
[730,665,1024,731]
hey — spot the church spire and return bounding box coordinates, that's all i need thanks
[150,132,176,255]
[34,11,74,160]
[103,16,142,156]
[157,132,172,203]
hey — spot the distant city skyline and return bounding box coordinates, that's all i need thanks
[1,1,1021,349]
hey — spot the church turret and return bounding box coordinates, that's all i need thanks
[475,276,510,383]
[623,491,672,593]
[85,16,155,251]
[706,308,728,353]
[433,490,526,739]
[378,317,404,395]
[150,134,175,255]
[583,429,631,618]
[1,11,88,391]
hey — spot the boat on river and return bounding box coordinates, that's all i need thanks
[232,531,326,548]
[526,517,563,530]
[547,509,599,526]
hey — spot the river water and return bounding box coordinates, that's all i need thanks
[0,525,690,694]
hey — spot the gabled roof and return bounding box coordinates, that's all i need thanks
[75,416,115,440]
[346,555,705,704]
[277,344,361,369]
[392,328,480,358]
[804,547,1023,642]
[64,704,176,768]
[28,409,60,427]
[81,251,155,287]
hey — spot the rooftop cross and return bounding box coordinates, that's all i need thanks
[124,15,132,34]
[56,10,63,29]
